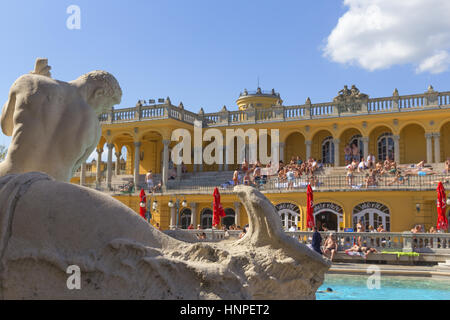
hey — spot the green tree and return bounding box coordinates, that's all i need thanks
[0,145,7,162]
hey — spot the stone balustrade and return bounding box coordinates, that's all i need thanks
[99,90,450,127]
[166,229,450,253]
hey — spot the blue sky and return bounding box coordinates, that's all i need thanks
[1,0,449,159]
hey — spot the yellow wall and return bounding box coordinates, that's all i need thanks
[400,124,426,163]
[112,189,439,233]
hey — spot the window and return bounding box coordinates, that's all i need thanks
[353,202,390,231]
[201,209,213,229]
[349,134,363,160]
[377,133,394,161]
[275,203,300,231]
[180,208,192,229]
[322,137,335,164]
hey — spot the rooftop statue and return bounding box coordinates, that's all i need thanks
[0,59,329,299]
[333,85,368,113]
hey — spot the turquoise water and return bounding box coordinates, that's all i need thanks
[317,273,450,300]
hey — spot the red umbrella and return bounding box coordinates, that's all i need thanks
[212,187,225,228]
[139,188,147,219]
[306,184,315,229]
[436,182,448,231]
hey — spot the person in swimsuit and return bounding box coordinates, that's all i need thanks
[323,234,338,261]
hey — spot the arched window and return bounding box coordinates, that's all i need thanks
[353,202,390,231]
[180,208,192,229]
[275,203,300,231]
[222,208,235,228]
[377,133,394,161]
[200,208,213,229]
[349,134,363,161]
[322,137,335,164]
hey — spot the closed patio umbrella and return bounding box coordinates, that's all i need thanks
[139,188,147,220]
[436,182,448,232]
[306,184,315,229]
[212,187,225,228]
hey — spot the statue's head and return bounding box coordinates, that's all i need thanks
[75,70,122,114]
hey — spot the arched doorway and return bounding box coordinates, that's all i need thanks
[353,202,390,231]
[200,208,213,229]
[377,133,395,161]
[180,208,192,229]
[222,208,235,228]
[313,202,344,231]
[322,136,335,164]
[275,203,300,231]
[349,134,363,161]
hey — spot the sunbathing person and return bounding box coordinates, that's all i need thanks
[323,234,338,261]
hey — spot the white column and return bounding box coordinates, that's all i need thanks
[362,137,369,160]
[433,133,441,163]
[223,146,228,171]
[234,202,241,227]
[305,140,312,159]
[393,135,400,164]
[162,139,170,186]
[190,202,198,227]
[176,163,182,181]
[80,162,86,186]
[96,148,103,184]
[279,142,285,163]
[425,133,433,164]
[169,206,176,230]
[333,139,340,166]
[107,143,113,189]
[134,141,141,188]
[115,151,121,176]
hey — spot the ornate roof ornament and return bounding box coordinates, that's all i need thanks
[427,85,435,93]
[221,105,228,112]
[165,96,171,105]
[393,88,399,96]
[333,85,368,113]
[178,102,184,109]
[198,107,205,115]
[305,97,311,105]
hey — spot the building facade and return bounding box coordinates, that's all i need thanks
[71,85,450,232]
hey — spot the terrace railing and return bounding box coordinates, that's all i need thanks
[164,229,450,253]
[99,89,450,127]
[164,173,450,192]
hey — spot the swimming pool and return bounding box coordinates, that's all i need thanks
[317,273,450,300]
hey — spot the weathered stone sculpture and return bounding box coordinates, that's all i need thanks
[0,59,329,299]
[0,61,121,182]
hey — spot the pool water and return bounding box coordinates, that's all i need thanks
[317,273,450,300]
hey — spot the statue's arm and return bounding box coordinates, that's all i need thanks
[1,88,16,136]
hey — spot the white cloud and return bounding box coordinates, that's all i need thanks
[324,0,450,74]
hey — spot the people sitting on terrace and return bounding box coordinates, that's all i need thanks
[357,157,368,172]
[344,144,352,165]
[233,167,239,186]
[445,158,450,174]
[346,163,354,186]
[411,225,423,233]
[377,224,386,232]
[388,170,407,185]
[345,244,377,259]
[367,153,376,169]
[187,224,194,230]
[323,234,338,261]
[119,181,135,193]
[242,159,249,173]
[356,219,365,232]
[351,143,360,161]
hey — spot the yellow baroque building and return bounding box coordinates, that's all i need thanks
[71,85,450,233]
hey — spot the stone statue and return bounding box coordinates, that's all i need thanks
[30,58,52,77]
[0,59,329,299]
[0,59,122,182]
[350,84,360,97]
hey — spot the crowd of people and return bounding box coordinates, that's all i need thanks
[226,152,449,191]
